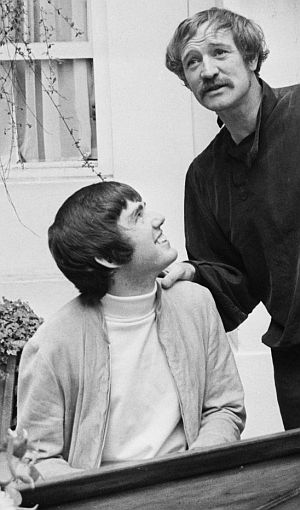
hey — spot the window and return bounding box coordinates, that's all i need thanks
[0,0,99,169]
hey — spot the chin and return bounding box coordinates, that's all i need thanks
[165,250,178,267]
[201,92,235,112]
[203,99,229,112]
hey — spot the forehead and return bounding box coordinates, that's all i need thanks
[181,22,236,58]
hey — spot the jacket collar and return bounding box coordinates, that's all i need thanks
[155,279,163,316]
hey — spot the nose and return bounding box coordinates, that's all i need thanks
[150,210,165,228]
[200,56,218,79]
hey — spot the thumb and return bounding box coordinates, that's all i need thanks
[161,263,191,289]
[161,271,177,289]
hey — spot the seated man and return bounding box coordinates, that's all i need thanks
[17,181,245,479]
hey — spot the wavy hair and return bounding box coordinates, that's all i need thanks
[166,7,269,86]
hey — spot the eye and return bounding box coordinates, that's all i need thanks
[135,206,145,221]
[185,56,201,69]
[213,48,227,57]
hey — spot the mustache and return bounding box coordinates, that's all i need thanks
[201,79,233,94]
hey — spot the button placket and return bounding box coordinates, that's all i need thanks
[231,169,249,201]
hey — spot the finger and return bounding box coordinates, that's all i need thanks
[161,266,183,288]
[161,273,173,289]
[158,269,169,278]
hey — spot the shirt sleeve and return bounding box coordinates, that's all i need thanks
[190,296,246,448]
[185,165,259,331]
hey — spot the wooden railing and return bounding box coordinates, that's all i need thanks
[21,428,300,510]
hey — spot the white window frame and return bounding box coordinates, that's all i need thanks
[0,0,113,180]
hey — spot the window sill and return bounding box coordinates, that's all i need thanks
[5,161,112,183]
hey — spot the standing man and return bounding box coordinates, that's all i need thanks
[163,7,300,430]
[17,181,244,479]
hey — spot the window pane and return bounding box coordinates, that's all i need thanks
[13,58,96,162]
[0,61,19,169]
[25,0,88,43]
[0,0,97,163]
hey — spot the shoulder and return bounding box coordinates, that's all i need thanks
[25,296,100,354]
[272,83,300,112]
[36,297,85,337]
[186,129,226,185]
[273,82,300,99]
[20,297,105,384]
[159,281,222,343]
[161,280,216,316]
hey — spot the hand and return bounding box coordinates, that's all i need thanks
[161,262,195,289]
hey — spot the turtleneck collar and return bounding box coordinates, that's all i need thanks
[101,282,157,320]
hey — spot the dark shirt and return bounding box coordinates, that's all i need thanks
[185,79,300,349]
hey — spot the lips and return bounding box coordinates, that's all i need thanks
[155,232,168,244]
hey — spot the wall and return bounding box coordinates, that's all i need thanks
[1,0,299,439]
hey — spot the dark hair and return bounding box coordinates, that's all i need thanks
[48,181,142,302]
[166,7,269,86]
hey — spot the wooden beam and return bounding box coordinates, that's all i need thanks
[21,429,300,509]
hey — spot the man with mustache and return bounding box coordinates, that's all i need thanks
[163,7,300,430]
[17,181,244,479]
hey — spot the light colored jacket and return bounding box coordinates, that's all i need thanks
[17,281,245,479]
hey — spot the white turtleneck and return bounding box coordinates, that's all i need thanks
[101,284,186,464]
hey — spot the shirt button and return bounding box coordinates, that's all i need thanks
[239,188,248,200]
[232,171,245,187]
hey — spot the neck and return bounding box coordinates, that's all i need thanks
[218,75,262,144]
[108,269,158,297]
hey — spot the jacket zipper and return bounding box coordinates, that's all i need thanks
[96,343,111,467]
[158,335,190,448]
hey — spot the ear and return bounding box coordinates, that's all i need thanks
[248,55,259,72]
[94,256,121,269]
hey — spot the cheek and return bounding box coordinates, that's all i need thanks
[188,72,198,87]
[183,68,195,84]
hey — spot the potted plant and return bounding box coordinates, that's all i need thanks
[0,298,43,441]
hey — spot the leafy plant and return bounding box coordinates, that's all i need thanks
[0,297,43,381]
[0,429,39,509]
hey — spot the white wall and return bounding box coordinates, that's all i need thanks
[2,0,299,438]
[104,0,194,260]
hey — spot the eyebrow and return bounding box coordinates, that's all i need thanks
[182,42,232,64]
[182,50,198,66]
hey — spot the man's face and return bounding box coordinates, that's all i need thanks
[181,23,258,114]
[117,200,177,277]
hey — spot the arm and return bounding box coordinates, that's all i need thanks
[17,338,83,480]
[163,164,259,331]
[190,295,246,449]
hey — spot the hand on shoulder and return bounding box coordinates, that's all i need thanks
[161,262,195,289]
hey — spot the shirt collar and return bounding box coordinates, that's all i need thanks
[101,283,157,320]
